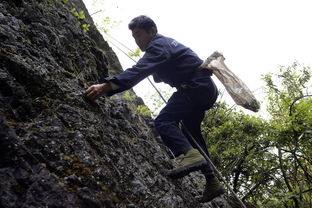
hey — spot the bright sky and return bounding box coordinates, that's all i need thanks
[83,0,312,115]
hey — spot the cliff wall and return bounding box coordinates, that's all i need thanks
[0,0,234,207]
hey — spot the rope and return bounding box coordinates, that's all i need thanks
[104,33,168,103]
[180,123,247,208]
[103,32,247,208]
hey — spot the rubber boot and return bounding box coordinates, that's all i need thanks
[167,148,208,179]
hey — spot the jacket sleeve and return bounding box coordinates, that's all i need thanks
[103,42,170,96]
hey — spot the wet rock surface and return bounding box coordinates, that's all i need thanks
[0,0,235,207]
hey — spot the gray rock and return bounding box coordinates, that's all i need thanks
[0,0,240,207]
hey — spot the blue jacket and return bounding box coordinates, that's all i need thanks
[104,34,215,96]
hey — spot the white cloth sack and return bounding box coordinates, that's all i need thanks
[200,52,260,112]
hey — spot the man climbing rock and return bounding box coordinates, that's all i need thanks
[84,15,225,202]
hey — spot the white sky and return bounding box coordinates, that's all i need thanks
[83,0,312,115]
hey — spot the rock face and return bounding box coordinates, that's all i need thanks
[0,0,235,207]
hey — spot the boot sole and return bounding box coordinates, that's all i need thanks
[166,159,208,179]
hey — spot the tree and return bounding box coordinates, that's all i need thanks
[202,101,275,206]
[262,62,312,208]
[202,62,312,208]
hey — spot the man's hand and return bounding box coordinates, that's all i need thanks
[83,83,112,101]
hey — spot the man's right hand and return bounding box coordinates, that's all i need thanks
[83,83,112,101]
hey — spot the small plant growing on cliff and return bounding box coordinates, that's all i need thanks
[122,91,135,101]
[82,24,90,32]
[70,8,90,32]
[70,8,86,20]
[136,105,152,116]
[51,0,91,32]
[122,91,151,116]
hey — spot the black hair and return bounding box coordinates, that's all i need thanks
[128,15,158,33]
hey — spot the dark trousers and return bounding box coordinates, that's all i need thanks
[154,86,218,172]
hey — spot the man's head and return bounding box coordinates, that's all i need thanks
[128,15,157,51]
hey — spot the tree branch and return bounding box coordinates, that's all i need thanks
[278,145,300,208]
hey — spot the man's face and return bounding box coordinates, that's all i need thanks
[131,28,155,52]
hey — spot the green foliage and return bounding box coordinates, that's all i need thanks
[136,105,152,116]
[70,8,86,20]
[48,1,91,32]
[81,23,90,32]
[261,63,312,208]
[96,17,121,34]
[144,86,175,117]
[128,48,141,58]
[68,8,90,32]
[201,62,312,208]
[122,91,136,100]
[203,102,274,198]
[122,91,151,116]
[262,62,311,116]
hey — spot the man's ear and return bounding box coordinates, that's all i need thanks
[150,27,157,36]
